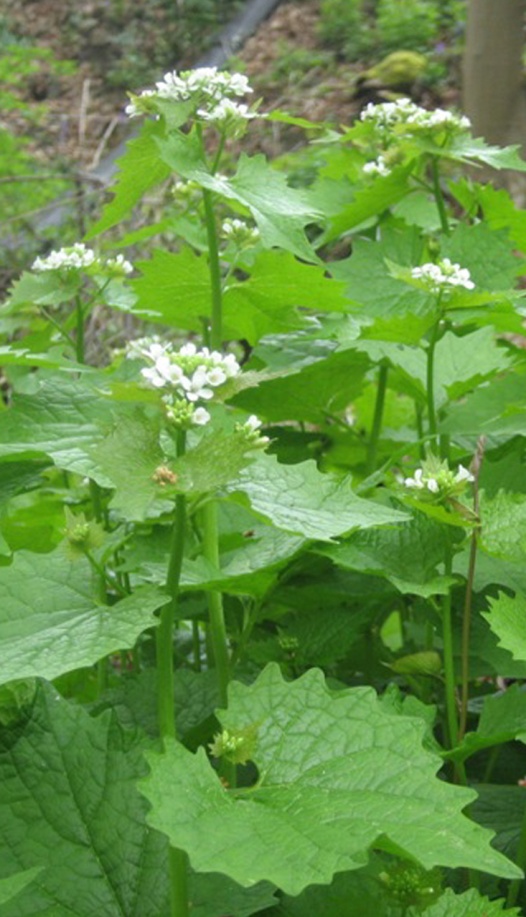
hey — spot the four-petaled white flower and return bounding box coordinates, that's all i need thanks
[125,67,254,125]
[404,460,474,500]
[126,337,242,429]
[32,244,133,276]
[361,98,471,134]
[411,258,475,294]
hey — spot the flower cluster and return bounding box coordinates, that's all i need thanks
[360,98,471,136]
[32,244,133,276]
[221,218,260,248]
[125,67,256,133]
[363,154,391,178]
[404,459,474,500]
[410,258,475,294]
[126,338,240,428]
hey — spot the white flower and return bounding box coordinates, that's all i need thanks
[125,67,253,120]
[206,367,227,387]
[221,353,241,377]
[404,468,425,489]
[192,406,211,426]
[455,464,475,484]
[179,342,197,357]
[182,367,214,402]
[411,259,475,294]
[105,253,133,275]
[404,460,474,499]
[32,243,97,272]
[197,99,256,123]
[361,98,471,135]
[221,218,261,247]
[363,155,391,177]
[245,415,262,432]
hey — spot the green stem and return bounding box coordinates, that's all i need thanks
[202,187,223,350]
[156,430,189,917]
[415,401,426,461]
[201,499,230,707]
[459,438,484,742]
[157,430,187,742]
[426,320,440,444]
[431,155,450,236]
[75,295,85,363]
[168,848,189,917]
[506,801,526,908]
[192,620,202,672]
[366,361,388,475]
[40,307,76,351]
[441,547,459,750]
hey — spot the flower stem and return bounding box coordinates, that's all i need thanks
[431,155,450,236]
[75,295,85,363]
[506,802,526,908]
[157,430,186,741]
[202,187,223,350]
[366,361,388,476]
[426,320,440,444]
[156,429,190,917]
[459,438,485,741]
[201,499,230,707]
[441,546,459,750]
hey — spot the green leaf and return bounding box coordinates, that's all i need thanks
[92,410,166,520]
[480,490,526,563]
[227,453,408,541]
[0,869,42,907]
[140,665,519,896]
[87,121,171,237]
[0,375,133,482]
[209,155,321,262]
[173,427,266,496]
[449,684,526,763]
[433,329,512,403]
[0,546,167,686]
[482,592,526,664]
[131,248,212,333]
[440,373,526,440]
[188,873,277,917]
[471,784,526,864]
[223,252,350,344]
[441,222,523,290]
[329,228,434,340]
[5,269,81,308]
[413,888,521,916]
[322,164,413,240]
[446,134,526,172]
[233,346,370,423]
[0,681,168,916]
[319,512,458,597]
[274,863,388,916]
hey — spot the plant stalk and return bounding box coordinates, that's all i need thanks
[431,155,450,236]
[506,800,526,908]
[201,499,230,707]
[157,430,186,741]
[202,187,223,350]
[441,546,459,750]
[156,429,190,917]
[366,361,388,475]
[426,320,440,444]
[75,295,85,363]
[459,438,485,741]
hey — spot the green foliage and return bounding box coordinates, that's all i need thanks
[2,54,526,917]
[376,0,439,54]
